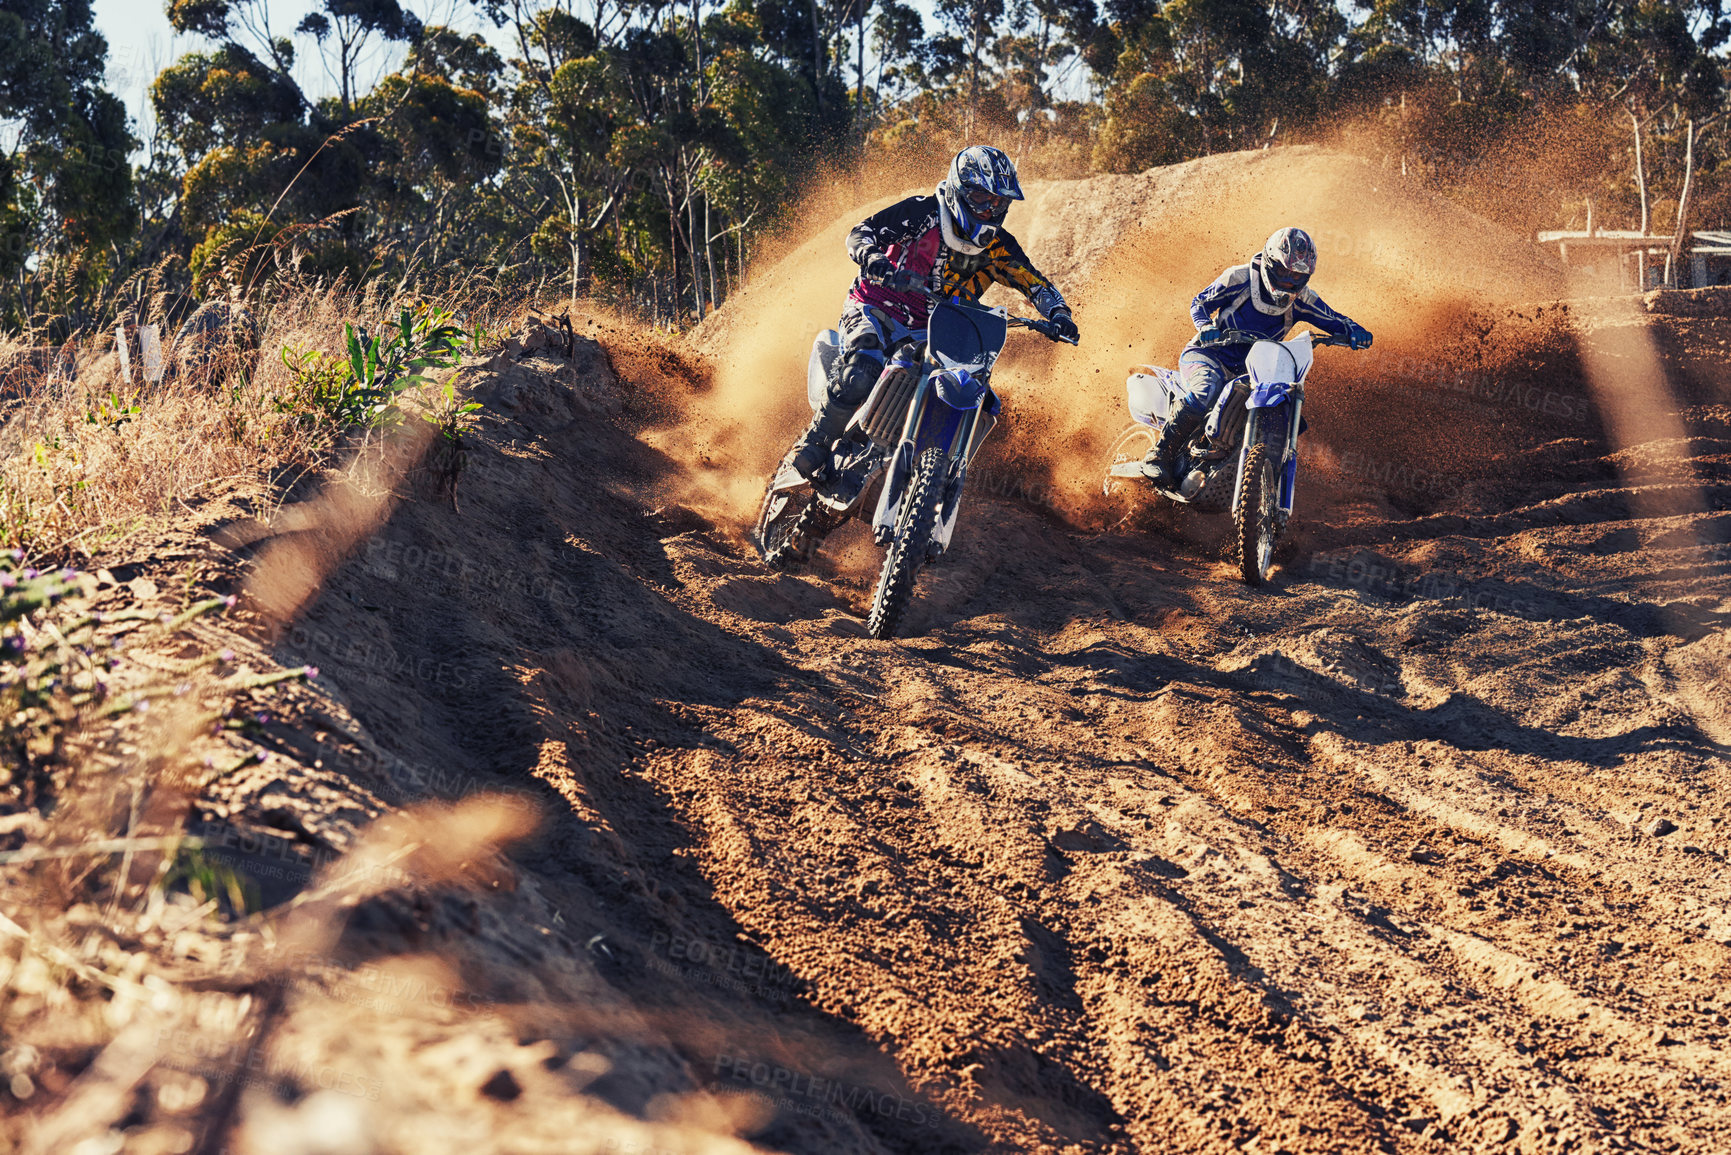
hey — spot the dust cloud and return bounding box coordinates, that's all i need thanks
[662,144,1573,532]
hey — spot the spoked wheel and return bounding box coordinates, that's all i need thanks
[1234,441,1281,586]
[867,446,947,639]
[1103,423,1158,496]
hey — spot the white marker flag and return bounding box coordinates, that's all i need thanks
[139,325,164,385]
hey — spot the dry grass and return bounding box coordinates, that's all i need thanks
[0,272,521,563]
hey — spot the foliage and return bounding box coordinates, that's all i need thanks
[422,378,484,445]
[5,0,1731,333]
[279,303,469,434]
[0,0,139,331]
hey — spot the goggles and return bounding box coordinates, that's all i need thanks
[963,185,1010,220]
[1267,263,1309,294]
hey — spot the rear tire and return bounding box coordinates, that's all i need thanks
[867,446,947,639]
[1235,441,1280,586]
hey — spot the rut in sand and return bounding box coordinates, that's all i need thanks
[8,147,1729,1154]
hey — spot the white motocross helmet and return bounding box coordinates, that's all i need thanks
[1254,226,1318,311]
[936,145,1024,252]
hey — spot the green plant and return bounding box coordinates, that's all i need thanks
[343,303,468,425]
[159,844,260,916]
[84,390,143,431]
[422,377,483,444]
[278,303,469,435]
[278,345,374,429]
[417,376,483,509]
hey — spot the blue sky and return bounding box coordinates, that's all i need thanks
[89,0,1074,152]
[93,0,487,138]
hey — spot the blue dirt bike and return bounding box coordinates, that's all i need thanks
[757,298,1071,638]
[1103,328,1358,586]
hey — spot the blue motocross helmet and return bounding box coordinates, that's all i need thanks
[938,145,1024,248]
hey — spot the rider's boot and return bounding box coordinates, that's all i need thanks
[789,400,853,481]
[1140,405,1203,490]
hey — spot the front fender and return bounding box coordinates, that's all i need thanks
[1246,380,1295,409]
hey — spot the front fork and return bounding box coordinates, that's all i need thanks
[1230,394,1303,519]
[872,375,991,548]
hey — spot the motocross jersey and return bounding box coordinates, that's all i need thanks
[1187,256,1353,373]
[846,193,1068,327]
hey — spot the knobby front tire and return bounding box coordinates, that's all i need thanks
[867,445,947,639]
[1235,441,1280,587]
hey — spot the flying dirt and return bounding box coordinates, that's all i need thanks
[7,146,1729,1155]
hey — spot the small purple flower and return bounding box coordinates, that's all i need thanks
[134,698,149,714]
[303,665,319,680]
[159,613,173,624]
[22,568,37,580]
[224,595,237,610]
[255,751,268,763]
[0,574,15,590]
[204,755,215,768]
[255,712,270,724]
[219,649,235,662]
[59,568,75,580]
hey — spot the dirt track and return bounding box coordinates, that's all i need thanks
[9,150,1731,1154]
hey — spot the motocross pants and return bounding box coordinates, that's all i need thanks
[830,302,925,408]
[1174,347,1239,419]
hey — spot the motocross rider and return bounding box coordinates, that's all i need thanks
[1141,227,1372,488]
[788,145,1080,479]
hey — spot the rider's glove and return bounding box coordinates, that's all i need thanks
[862,254,896,284]
[1195,326,1223,345]
[885,268,924,293]
[1345,322,1373,350]
[1047,310,1079,344]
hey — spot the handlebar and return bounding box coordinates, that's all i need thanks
[1195,327,1361,350]
[1010,315,1079,345]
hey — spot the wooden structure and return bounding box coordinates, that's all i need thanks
[1538,229,1731,290]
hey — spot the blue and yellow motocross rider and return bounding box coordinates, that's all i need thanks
[1141,227,1373,488]
[789,144,1079,479]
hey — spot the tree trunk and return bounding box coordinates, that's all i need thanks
[578,190,592,306]
[686,182,704,318]
[967,0,981,139]
[691,0,704,102]
[1668,118,1698,288]
[705,196,718,309]
[1631,111,1649,235]
[668,200,681,326]
[1630,108,1649,289]
[810,0,824,109]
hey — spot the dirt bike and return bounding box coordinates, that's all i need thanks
[756,296,1071,638]
[1103,327,1356,586]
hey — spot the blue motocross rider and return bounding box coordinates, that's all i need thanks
[1141,227,1372,488]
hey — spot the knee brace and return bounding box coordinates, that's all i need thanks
[831,347,886,408]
